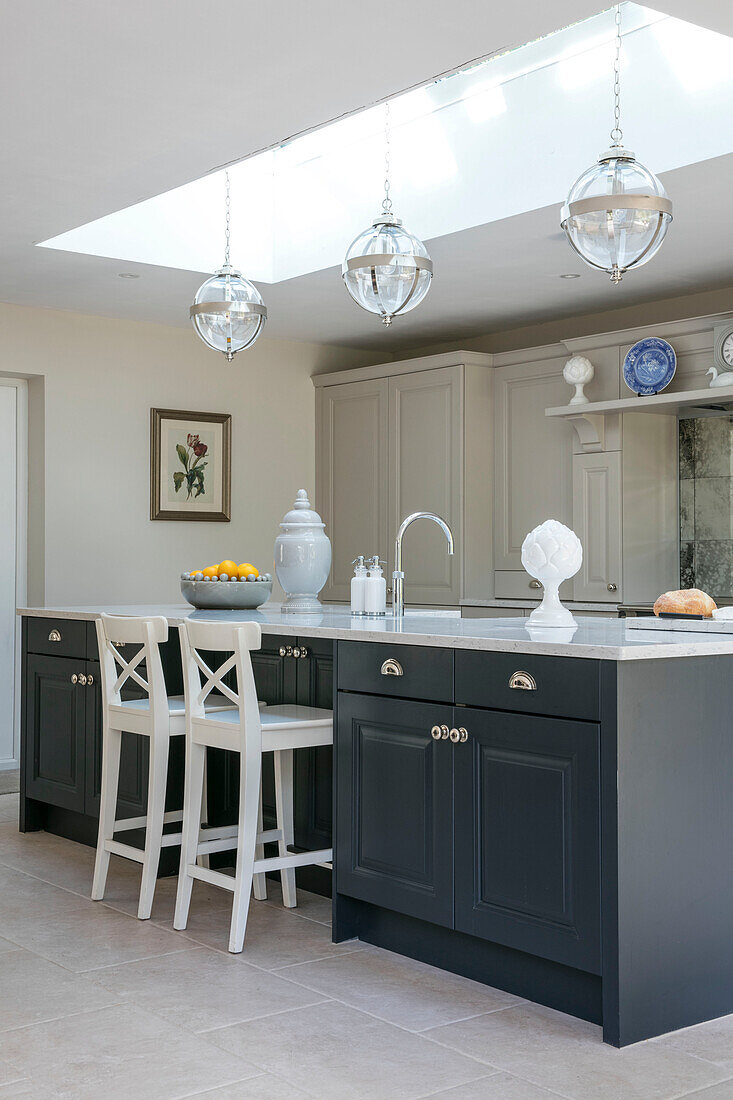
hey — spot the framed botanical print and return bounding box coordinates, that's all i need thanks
[150,408,231,521]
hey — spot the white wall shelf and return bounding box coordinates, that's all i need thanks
[546,384,733,453]
[546,384,733,421]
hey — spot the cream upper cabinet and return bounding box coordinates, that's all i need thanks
[314,352,493,606]
[388,366,462,606]
[494,355,574,574]
[316,377,389,602]
[572,451,623,602]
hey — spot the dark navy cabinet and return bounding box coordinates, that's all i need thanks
[336,693,454,927]
[453,707,600,973]
[24,653,88,813]
[335,641,601,976]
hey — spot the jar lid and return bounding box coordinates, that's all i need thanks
[279,489,325,529]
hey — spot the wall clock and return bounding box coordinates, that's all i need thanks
[713,322,733,373]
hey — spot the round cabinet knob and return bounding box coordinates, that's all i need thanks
[70,673,78,684]
[292,647,301,659]
[279,646,287,657]
[77,674,88,686]
[440,724,450,740]
[299,646,309,659]
[449,728,460,743]
[607,583,618,592]
[458,727,468,743]
[86,674,94,686]
[430,725,442,740]
[529,580,542,590]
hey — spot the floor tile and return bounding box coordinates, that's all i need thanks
[262,881,332,926]
[187,1074,311,1097]
[0,864,93,930]
[679,1083,733,1099]
[206,1000,489,1099]
[425,1003,730,1100]
[424,1072,557,1098]
[0,797,18,824]
[2,902,191,972]
[0,948,120,1032]
[0,776,19,797]
[0,1003,260,1100]
[164,896,361,969]
[653,1014,733,1072]
[88,945,328,1032]
[0,824,138,896]
[278,945,522,1031]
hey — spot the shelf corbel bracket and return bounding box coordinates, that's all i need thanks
[566,412,606,452]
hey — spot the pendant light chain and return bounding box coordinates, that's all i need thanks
[610,4,623,147]
[224,170,231,268]
[382,101,392,215]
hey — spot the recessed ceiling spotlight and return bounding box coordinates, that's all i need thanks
[559,273,581,279]
[118,271,140,279]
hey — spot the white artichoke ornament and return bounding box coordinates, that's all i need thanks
[521,520,583,627]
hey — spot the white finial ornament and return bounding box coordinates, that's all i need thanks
[563,356,594,405]
[521,520,583,627]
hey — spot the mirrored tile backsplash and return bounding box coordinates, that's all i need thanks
[679,417,733,598]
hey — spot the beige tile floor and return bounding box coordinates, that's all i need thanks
[0,793,732,1100]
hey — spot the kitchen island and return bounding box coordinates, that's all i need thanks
[17,604,733,1047]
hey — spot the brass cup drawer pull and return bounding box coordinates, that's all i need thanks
[48,629,62,643]
[509,670,537,691]
[381,658,403,677]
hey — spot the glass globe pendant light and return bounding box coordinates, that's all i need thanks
[342,103,433,325]
[190,171,267,360]
[560,5,672,284]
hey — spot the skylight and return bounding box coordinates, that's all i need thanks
[39,4,733,284]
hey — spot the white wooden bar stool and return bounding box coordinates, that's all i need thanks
[174,619,333,953]
[91,613,235,920]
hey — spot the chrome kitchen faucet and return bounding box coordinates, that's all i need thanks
[392,512,454,617]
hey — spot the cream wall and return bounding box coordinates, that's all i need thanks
[0,302,371,606]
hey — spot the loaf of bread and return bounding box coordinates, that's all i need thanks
[653,589,717,617]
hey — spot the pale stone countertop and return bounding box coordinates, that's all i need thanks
[17,603,733,661]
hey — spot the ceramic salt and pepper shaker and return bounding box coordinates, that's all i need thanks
[364,556,387,617]
[521,519,582,627]
[350,556,368,616]
[274,490,332,612]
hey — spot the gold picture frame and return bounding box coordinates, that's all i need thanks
[150,408,231,522]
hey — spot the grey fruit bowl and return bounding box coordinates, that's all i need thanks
[180,576,273,610]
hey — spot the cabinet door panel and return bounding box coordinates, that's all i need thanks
[337,693,453,927]
[454,708,600,973]
[494,359,574,570]
[388,367,462,605]
[572,452,623,603]
[24,655,86,812]
[317,379,389,601]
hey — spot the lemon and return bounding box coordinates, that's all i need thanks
[238,562,259,579]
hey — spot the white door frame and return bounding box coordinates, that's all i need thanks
[0,378,28,770]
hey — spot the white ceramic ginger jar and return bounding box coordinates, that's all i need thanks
[274,490,332,612]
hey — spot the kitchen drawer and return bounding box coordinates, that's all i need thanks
[26,617,89,660]
[337,641,453,703]
[455,650,600,721]
[494,571,572,602]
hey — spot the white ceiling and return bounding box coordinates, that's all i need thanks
[1,0,732,353]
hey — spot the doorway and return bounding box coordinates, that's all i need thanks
[0,379,27,775]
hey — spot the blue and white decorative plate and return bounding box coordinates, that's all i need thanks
[623,337,676,396]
